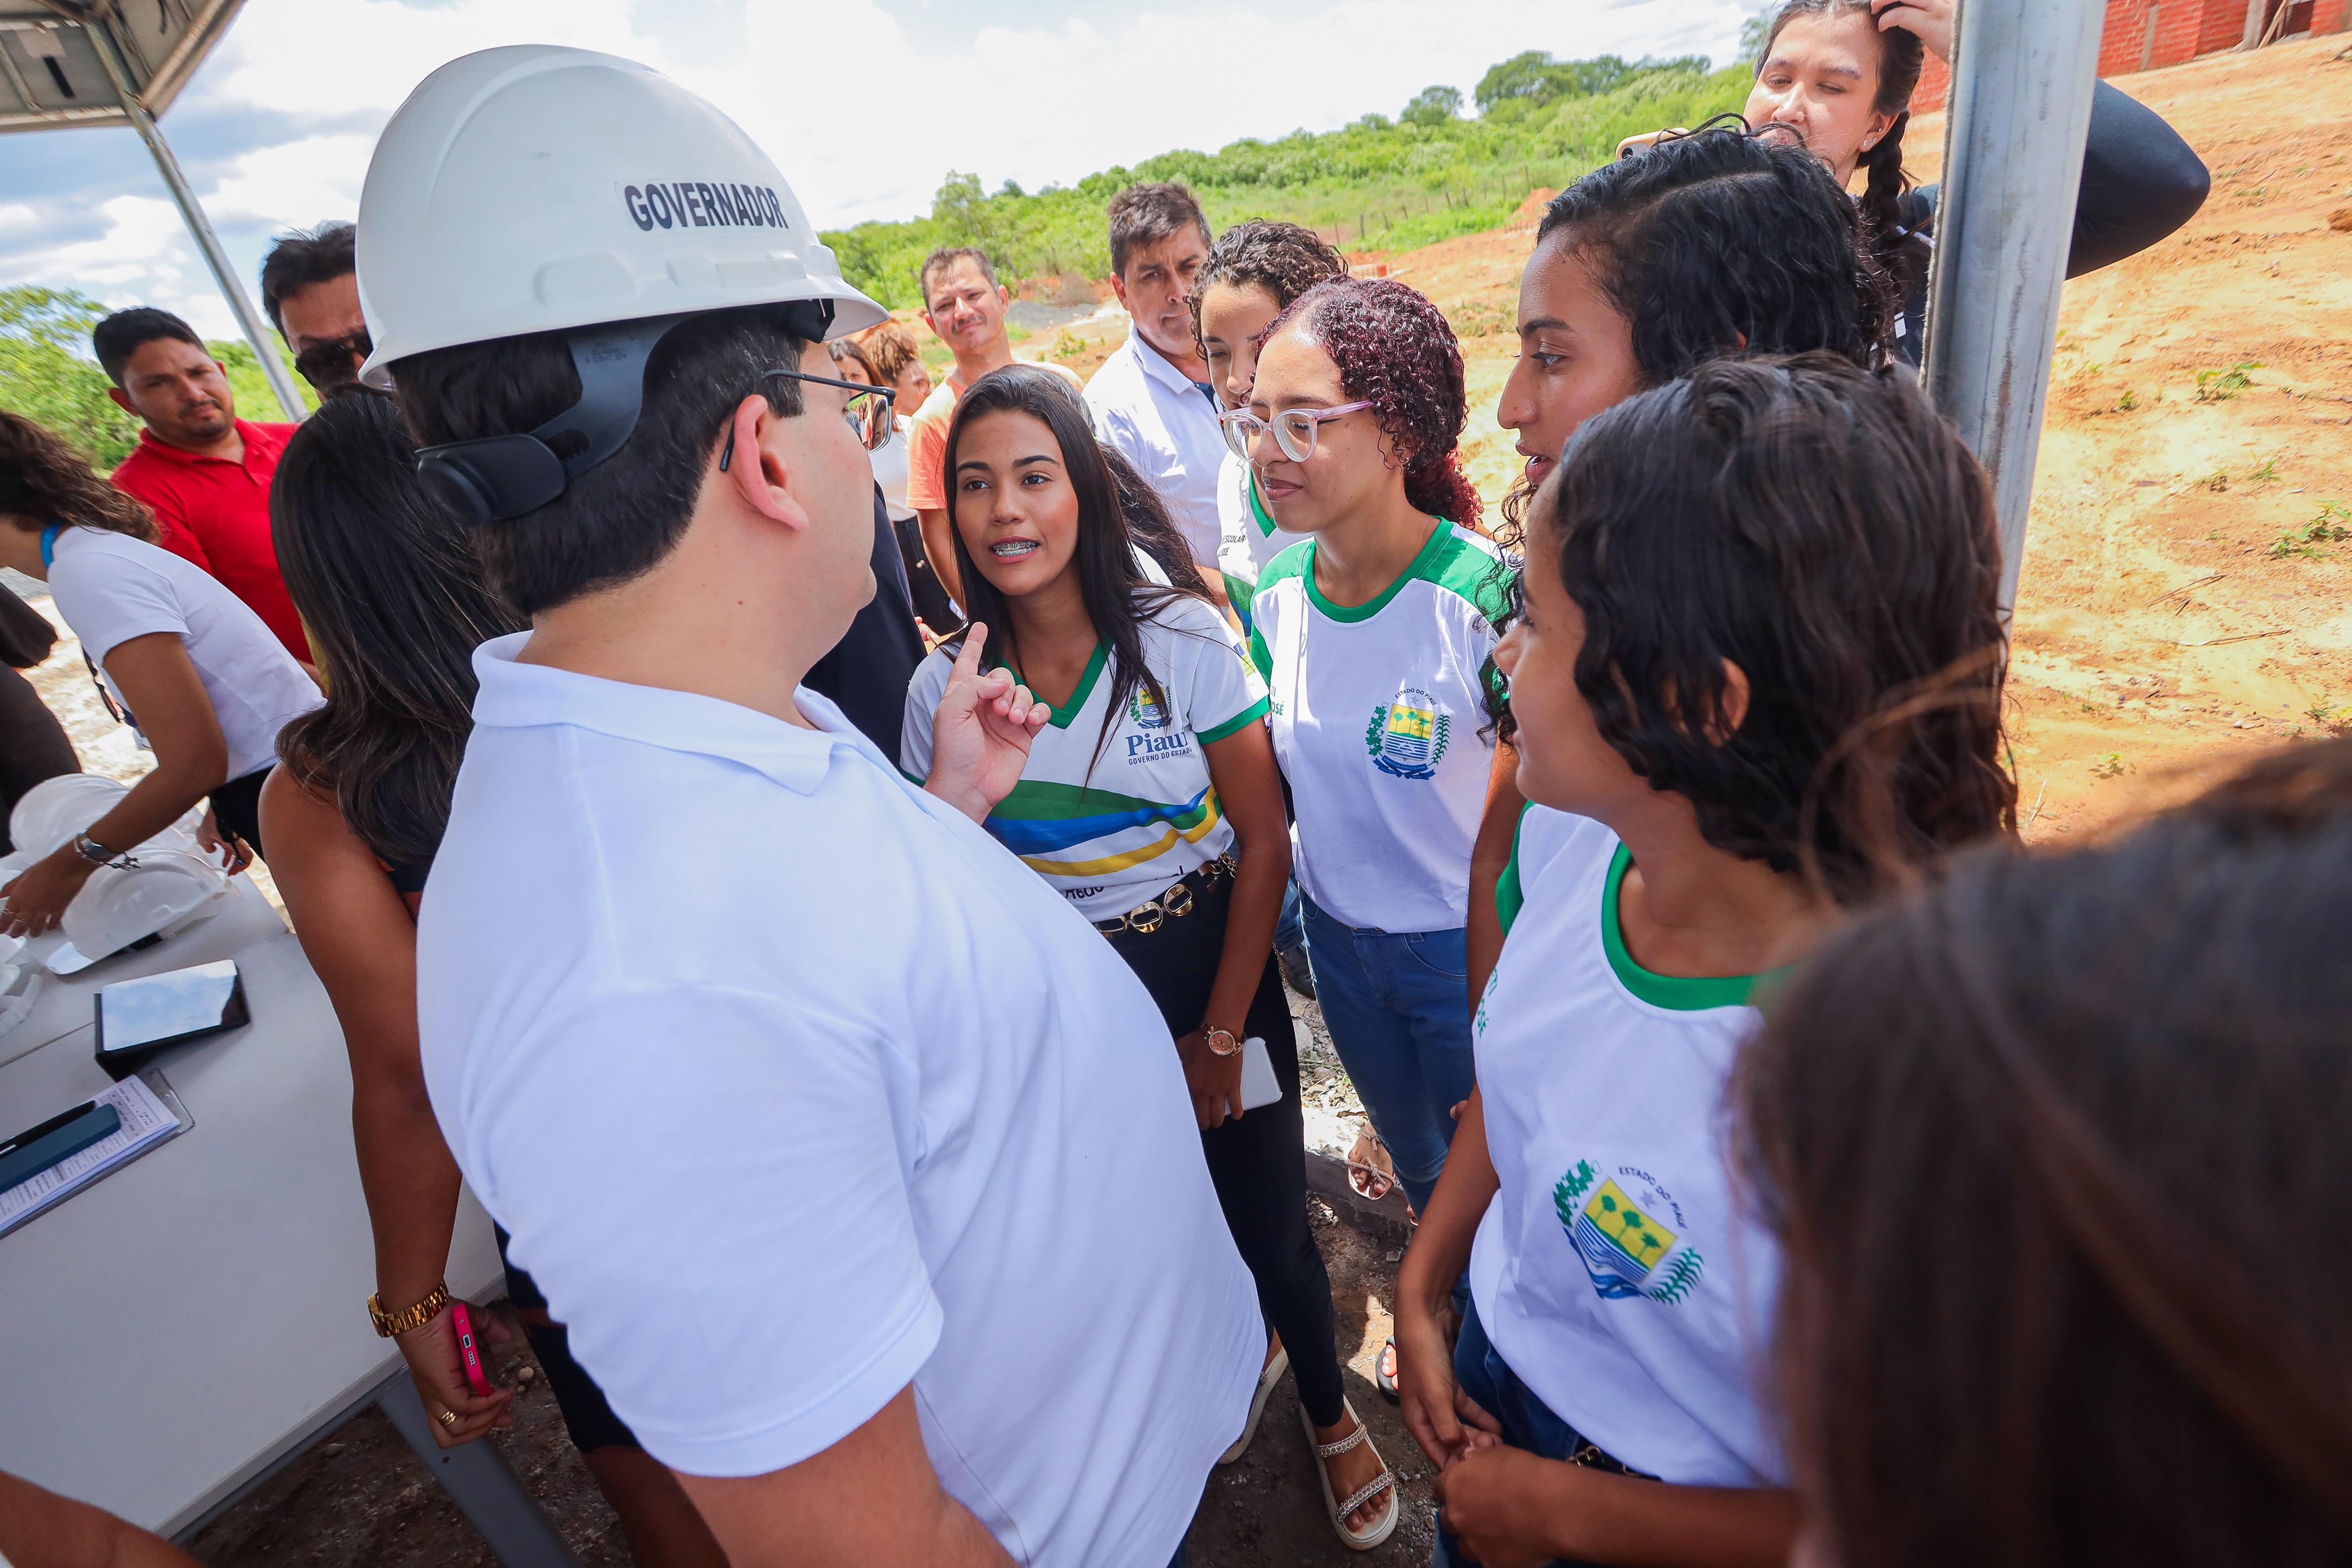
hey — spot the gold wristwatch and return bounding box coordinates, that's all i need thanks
[369,1281,450,1337]
[1205,1026,1242,1058]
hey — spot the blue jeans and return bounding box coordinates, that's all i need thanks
[1300,892,1476,1216]
[1433,1301,1628,1568]
[1276,875,1307,960]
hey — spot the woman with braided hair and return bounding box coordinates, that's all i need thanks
[1743,0,2208,365]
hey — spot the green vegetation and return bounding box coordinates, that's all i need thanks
[2091,752,2129,780]
[2193,361,2262,402]
[1,284,311,468]
[823,54,1754,311]
[2269,502,2351,560]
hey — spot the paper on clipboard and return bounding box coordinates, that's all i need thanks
[0,1070,191,1237]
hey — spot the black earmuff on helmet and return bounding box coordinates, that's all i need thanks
[410,299,834,526]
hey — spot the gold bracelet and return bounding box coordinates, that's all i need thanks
[368,1281,450,1337]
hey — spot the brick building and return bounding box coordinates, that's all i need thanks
[1912,0,2347,112]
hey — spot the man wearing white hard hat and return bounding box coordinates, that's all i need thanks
[366,46,1257,1568]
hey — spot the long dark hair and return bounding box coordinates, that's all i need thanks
[1757,0,1926,295]
[1736,739,2352,1568]
[1101,445,1210,597]
[273,390,524,868]
[0,410,156,542]
[1263,276,1482,530]
[940,365,1201,779]
[1536,353,2013,904]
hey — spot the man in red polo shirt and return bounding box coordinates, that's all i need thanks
[94,308,313,671]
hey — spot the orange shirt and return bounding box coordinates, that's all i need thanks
[903,361,1084,514]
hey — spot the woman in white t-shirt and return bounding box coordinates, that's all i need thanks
[1235,279,1509,1402]
[1394,357,2017,1567]
[0,412,319,938]
[1188,219,1347,627]
[900,365,1398,1551]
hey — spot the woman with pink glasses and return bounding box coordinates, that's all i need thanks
[1234,278,1508,1345]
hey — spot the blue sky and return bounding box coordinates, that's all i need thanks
[0,0,1753,340]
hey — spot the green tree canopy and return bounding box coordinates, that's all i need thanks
[1400,84,1465,127]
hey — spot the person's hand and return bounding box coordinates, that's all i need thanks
[1177,1029,1246,1129]
[1437,1446,1583,1568]
[923,622,1050,823]
[1,846,97,939]
[1873,0,1956,62]
[1615,127,1691,161]
[394,1306,514,1449]
[195,808,253,876]
[1396,1293,1498,1470]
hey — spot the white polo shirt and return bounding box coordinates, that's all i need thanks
[1085,330,1226,568]
[42,524,319,781]
[1469,806,1786,1487]
[417,636,1259,1565]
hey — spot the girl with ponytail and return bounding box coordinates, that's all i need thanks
[1233,277,1508,1293]
[1745,0,2208,365]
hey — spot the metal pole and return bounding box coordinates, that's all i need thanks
[1919,0,2104,615]
[74,15,307,421]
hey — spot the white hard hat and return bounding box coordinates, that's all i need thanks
[356,45,884,383]
[10,772,129,859]
[60,853,230,964]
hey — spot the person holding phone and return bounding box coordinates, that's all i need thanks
[0,412,318,940]
[258,391,728,1566]
[900,366,1395,1552]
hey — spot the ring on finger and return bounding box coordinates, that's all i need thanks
[436,1409,458,1428]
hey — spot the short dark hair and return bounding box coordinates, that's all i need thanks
[1188,218,1348,356]
[91,307,204,386]
[1107,181,1211,277]
[1535,353,2014,903]
[1737,738,2352,1568]
[273,388,524,868]
[392,306,808,617]
[258,222,358,333]
[919,246,996,307]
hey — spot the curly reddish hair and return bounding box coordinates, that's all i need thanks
[1267,276,1481,529]
[0,410,155,542]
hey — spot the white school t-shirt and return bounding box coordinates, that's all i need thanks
[1247,522,1507,933]
[42,525,321,781]
[418,639,1260,1566]
[902,594,1268,921]
[1468,805,1787,1486]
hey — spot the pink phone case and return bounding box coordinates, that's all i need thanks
[449,1301,494,1397]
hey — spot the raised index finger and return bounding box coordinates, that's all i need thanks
[948,621,989,683]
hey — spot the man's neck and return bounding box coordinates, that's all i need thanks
[516,529,838,729]
[950,335,1017,390]
[1134,329,1209,385]
[152,422,244,464]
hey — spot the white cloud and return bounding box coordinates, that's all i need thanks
[0,0,1753,339]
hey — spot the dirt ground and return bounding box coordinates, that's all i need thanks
[27,32,2351,1568]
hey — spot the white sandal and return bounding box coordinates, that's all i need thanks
[1301,1397,1398,1551]
[1220,1343,1289,1464]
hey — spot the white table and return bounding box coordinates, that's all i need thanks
[0,890,575,1563]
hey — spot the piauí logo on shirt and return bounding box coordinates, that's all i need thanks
[1554,1160,1706,1306]
[1129,685,1173,730]
[1365,687,1450,780]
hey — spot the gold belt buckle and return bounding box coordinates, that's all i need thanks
[1162,881,1194,919]
[1127,900,1166,934]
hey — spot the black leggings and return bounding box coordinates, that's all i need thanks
[207,767,272,861]
[1109,872,1347,1428]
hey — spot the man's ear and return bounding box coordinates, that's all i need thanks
[719,394,812,532]
[106,385,134,415]
[1108,271,1131,310]
[1706,659,1752,746]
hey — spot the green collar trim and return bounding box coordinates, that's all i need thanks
[997,640,1107,730]
[1247,472,1279,539]
[1600,842,1770,1011]
[1303,519,1452,624]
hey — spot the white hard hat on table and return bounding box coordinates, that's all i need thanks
[355,44,884,383]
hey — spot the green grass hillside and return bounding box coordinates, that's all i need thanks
[826,55,1756,311]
